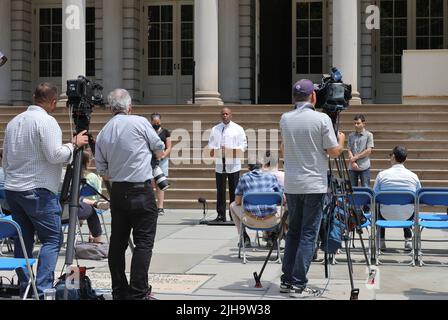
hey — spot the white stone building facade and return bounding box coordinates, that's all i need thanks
[0,0,447,106]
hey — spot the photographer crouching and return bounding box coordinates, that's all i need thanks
[279,79,345,298]
[95,89,165,300]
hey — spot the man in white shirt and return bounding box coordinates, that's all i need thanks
[2,83,88,297]
[373,146,421,250]
[208,108,247,222]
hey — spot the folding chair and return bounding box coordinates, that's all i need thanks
[416,188,448,267]
[238,192,284,264]
[80,184,110,242]
[0,217,39,300]
[374,191,416,266]
[350,187,375,260]
[0,187,14,256]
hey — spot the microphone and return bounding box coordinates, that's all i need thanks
[198,198,206,204]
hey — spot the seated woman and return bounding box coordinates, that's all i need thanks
[78,151,109,243]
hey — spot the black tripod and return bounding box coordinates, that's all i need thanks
[323,111,375,300]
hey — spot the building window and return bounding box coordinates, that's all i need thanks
[416,0,444,49]
[86,7,96,77]
[295,0,324,74]
[39,7,95,78]
[379,0,408,74]
[148,5,174,76]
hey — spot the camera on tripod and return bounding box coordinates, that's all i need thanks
[66,75,105,132]
[151,157,170,191]
[314,67,352,114]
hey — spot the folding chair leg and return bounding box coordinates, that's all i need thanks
[275,238,282,264]
[242,226,247,264]
[100,213,109,243]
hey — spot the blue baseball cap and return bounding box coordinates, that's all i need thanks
[293,79,315,99]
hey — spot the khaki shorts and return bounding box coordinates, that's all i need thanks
[230,202,283,229]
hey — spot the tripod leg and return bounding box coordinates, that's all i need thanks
[344,235,359,300]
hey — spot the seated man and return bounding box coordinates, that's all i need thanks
[230,160,284,247]
[373,146,421,250]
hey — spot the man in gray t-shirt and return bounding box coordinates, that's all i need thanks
[347,114,374,188]
[279,79,345,298]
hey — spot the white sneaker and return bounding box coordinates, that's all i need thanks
[290,286,321,298]
[404,238,412,250]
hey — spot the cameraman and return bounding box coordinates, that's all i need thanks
[95,89,165,300]
[279,79,345,298]
[2,83,88,297]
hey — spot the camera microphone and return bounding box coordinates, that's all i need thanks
[198,198,206,204]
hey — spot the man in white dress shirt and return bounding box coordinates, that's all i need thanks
[208,108,247,222]
[373,146,421,250]
[2,83,88,297]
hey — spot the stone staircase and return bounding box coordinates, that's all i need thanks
[1,104,448,209]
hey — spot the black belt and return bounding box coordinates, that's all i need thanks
[113,180,152,188]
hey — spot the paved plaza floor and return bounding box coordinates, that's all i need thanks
[1,209,448,300]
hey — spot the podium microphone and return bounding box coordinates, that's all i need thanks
[198,198,209,225]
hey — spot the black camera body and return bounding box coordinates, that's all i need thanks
[315,67,352,114]
[66,75,104,133]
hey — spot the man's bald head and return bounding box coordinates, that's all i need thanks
[221,107,232,125]
[34,83,58,105]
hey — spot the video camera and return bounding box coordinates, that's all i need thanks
[66,75,105,133]
[314,67,352,114]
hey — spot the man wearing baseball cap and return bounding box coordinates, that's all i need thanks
[279,79,345,298]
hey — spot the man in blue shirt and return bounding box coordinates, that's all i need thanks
[230,161,284,247]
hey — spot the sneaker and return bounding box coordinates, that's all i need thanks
[158,208,165,216]
[404,238,412,250]
[290,286,321,298]
[280,281,292,294]
[95,201,110,211]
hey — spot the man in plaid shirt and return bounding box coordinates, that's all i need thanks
[230,161,284,247]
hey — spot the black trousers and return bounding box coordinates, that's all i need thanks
[216,171,240,219]
[109,181,158,300]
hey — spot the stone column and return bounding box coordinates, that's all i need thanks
[194,0,223,105]
[0,0,11,105]
[332,0,361,104]
[62,0,86,95]
[102,0,123,94]
[218,0,239,104]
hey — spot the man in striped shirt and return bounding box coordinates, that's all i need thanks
[2,83,88,297]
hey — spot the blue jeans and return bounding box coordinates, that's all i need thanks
[282,193,325,288]
[5,189,63,296]
[349,169,371,188]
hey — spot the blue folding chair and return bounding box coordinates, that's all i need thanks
[0,217,39,300]
[374,191,416,266]
[0,187,14,256]
[350,187,375,260]
[80,184,110,243]
[416,188,448,267]
[238,192,284,264]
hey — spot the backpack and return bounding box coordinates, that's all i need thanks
[320,202,345,254]
[54,271,105,300]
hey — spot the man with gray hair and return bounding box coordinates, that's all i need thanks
[95,89,165,300]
